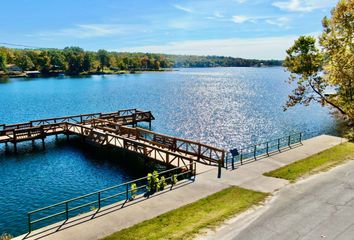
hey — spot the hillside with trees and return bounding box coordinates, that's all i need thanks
[0,47,282,76]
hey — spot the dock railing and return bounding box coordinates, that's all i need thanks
[0,109,141,132]
[227,132,302,169]
[27,162,196,233]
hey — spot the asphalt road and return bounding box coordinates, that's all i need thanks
[203,160,354,240]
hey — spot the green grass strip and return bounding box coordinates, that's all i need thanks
[102,186,268,240]
[264,142,354,182]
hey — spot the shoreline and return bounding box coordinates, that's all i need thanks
[0,69,172,79]
[0,66,284,79]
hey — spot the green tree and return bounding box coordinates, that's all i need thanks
[97,49,110,71]
[14,53,34,71]
[64,47,85,74]
[38,51,52,73]
[0,49,7,72]
[284,0,353,121]
[82,52,94,72]
[50,51,67,71]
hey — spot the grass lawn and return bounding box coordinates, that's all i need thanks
[102,186,268,240]
[264,142,354,182]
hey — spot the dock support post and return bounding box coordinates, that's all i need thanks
[42,138,45,149]
[13,143,17,153]
[55,134,58,141]
[66,134,69,141]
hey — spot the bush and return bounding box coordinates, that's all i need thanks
[130,183,137,200]
[146,171,159,193]
[159,176,167,190]
[172,174,178,185]
[0,233,12,240]
[344,127,354,142]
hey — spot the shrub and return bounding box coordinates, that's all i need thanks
[0,233,12,240]
[158,176,167,190]
[172,174,178,185]
[146,171,159,193]
[130,183,137,200]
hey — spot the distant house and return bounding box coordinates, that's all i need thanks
[25,71,41,77]
[6,64,22,73]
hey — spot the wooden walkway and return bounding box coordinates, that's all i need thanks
[0,109,225,176]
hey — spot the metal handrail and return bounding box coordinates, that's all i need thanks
[227,132,303,169]
[27,162,196,233]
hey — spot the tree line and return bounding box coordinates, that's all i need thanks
[0,47,173,74]
[170,55,282,68]
[0,47,283,75]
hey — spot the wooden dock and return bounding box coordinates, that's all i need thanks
[0,109,225,177]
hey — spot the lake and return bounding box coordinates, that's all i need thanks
[0,67,338,236]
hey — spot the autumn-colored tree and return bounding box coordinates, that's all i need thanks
[284,0,353,121]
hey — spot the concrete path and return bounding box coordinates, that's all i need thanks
[201,159,354,240]
[13,135,345,240]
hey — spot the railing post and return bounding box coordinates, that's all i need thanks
[266,142,269,156]
[217,161,222,178]
[221,150,225,167]
[254,145,257,160]
[299,132,302,144]
[197,144,201,161]
[189,161,194,179]
[277,138,280,152]
[240,149,243,165]
[28,213,31,233]
[288,135,291,147]
[98,192,101,209]
[65,202,69,220]
[231,156,235,170]
[126,184,129,200]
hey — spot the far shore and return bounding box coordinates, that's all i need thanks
[0,69,172,79]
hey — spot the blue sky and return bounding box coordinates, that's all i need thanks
[0,0,337,59]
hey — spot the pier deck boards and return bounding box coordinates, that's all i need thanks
[0,109,225,173]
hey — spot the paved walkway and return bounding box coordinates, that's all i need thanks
[13,135,345,240]
[201,159,354,240]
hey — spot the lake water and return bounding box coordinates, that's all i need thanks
[0,67,338,236]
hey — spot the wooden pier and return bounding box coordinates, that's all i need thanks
[0,109,225,177]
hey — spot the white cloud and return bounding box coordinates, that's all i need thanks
[235,0,247,3]
[38,24,129,39]
[232,15,253,24]
[214,11,224,18]
[272,0,336,13]
[231,15,291,27]
[119,35,304,59]
[173,4,193,13]
[266,16,291,27]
